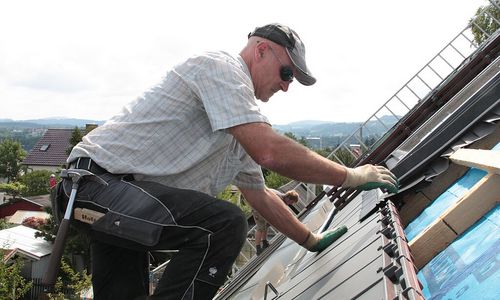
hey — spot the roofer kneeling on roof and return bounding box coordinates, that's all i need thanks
[55,23,399,300]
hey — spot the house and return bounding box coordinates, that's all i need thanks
[21,124,98,173]
[22,128,74,173]
[0,194,50,219]
[0,225,52,279]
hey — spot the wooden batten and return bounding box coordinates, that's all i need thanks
[409,148,500,270]
[449,148,500,175]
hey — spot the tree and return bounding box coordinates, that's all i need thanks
[0,252,32,299]
[0,218,11,230]
[218,186,252,218]
[284,132,308,147]
[19,170,53,196]
[35,206,91,271]
[0,139,26,183]
[46,260,91,300]
[66,127,83,155]
[0,182,27,200]
[470,3,500,46]
[264,171,292,190]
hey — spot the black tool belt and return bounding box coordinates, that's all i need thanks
[69,157,108,175]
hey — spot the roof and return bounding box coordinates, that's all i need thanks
[22,128,73,167]
[0,225,52,260]
[0,195,51,210]
[23,194,51,208]
[216,18,499,300]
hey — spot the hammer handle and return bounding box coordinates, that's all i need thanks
[42,218,71,286]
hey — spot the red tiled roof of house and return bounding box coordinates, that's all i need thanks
[22,128,73,167]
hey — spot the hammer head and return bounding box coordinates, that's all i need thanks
[60,168,108,186]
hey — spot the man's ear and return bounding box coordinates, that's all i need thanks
[255,41,267,60]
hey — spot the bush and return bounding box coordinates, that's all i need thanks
[19,170,54,196]
[0,182,27,199]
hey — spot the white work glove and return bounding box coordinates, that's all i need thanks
[342,165,399,193]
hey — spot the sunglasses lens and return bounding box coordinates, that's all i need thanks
[280,67,294,82]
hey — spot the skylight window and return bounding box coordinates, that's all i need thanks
[40,144,50,151]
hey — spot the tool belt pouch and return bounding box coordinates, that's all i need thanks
[91,211,162,246]
[51,181,66,225]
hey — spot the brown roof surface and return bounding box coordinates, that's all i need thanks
[24,194,51,208]
[22,128,73,167]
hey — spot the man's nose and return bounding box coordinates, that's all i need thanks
[280,81,291,92]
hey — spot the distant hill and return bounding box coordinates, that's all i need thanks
[0,118,105,128]
[273,115,399,138]
[0,115,400,150]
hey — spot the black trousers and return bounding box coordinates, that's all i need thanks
[58,173,247,300]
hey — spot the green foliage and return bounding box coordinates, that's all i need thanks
[284,132,308,147]
[0,139,26,183]
[218,186,252,218]
[46,259,92,300]
[35,207,91,265]
[19,170,54,196]
[470,4,500,46]
[0,182,27,200]
[0,129,44,152]
[0,253,32,299]
[331,148,356,166]
[66,127,83,155]
[35,207,57,243]
[0,218,12,230]
[264,171,292,190]
[314,147,332,158]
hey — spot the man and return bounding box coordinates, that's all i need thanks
[49,174,57,189]
[57,23,398,299]
[253,189,299,255]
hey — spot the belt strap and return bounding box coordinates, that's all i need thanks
[69,157,108,175]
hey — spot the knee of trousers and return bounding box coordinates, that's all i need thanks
[219,205,248,254]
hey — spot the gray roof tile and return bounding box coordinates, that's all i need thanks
[22,128,73,167]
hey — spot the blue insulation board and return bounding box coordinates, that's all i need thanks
[404,168,487,240]
[405,142,500,241]
[417,204,500,300]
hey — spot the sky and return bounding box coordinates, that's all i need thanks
[0,0,489,125]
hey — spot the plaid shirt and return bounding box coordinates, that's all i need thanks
[69,51,269,196]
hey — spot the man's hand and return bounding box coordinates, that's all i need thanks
[342,165,399,194]
[301,225,348,252]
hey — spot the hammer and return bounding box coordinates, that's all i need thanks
[42,169,107,287]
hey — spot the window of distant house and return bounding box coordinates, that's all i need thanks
[40,144,50,151]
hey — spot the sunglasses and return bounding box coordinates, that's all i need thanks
[269,46,294,82]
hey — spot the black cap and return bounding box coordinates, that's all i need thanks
[248,23,316,86]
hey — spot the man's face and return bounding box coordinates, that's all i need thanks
[284,197,298,205]
[253,44,294,102]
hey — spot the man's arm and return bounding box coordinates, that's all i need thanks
[229,122,347,186]
[240,187,310,244]
[241,186,348,252]
[229,122,398,192]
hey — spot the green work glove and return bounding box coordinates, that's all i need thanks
[301,225,348,252]
[342,165,399,194]
[357,181,399,194]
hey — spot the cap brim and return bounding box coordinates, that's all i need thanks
[286,48,316,86]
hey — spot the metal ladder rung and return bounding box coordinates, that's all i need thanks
[437,53,456,70]
[449,42,467,59]
[394,95,411,110]
[374,115,390,130]
[415,74,434,91]
[427,64,444,80]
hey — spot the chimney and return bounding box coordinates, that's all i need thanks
[85,124,98,134]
